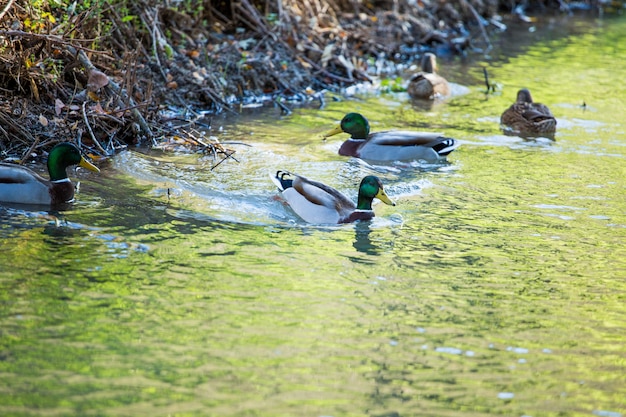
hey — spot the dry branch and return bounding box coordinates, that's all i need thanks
[69,47,154,142]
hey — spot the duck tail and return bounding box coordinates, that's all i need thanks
[433,138,459,156]
[270,170,294,191]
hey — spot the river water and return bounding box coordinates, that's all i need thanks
[1,14,625,417]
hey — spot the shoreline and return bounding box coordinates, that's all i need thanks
[0,0,620,160]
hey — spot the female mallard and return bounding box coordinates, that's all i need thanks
[271,170,395,224]
[500,88,557,138]
[0,142,100,206]
[323,112,458,162]
[407,53,450,100]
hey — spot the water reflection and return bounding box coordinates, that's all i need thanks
[42,222,87,240]
[353,222,378,254]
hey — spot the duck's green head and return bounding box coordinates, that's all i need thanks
[356,175,396,210]
[47,143,100,181]
[323,112,370,140]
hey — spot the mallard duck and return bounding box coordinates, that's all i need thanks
[0,142,100,206]
[500,88,557,138]
[271,170,395,224]
[323,112,459,162]
[407,53,450,100]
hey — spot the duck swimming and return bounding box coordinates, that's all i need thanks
[407,53,450,100]
[500,88,557,139]
[323,112,459,163]
[271,170,395,224]
[0,142,100,207]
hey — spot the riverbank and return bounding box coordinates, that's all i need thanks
[0,0,621,162]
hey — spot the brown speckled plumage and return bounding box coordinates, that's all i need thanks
[408,53,450,100]
[500,89,557,139]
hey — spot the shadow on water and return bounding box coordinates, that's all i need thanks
[352,222,385,255]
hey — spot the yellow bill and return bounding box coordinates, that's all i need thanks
[376,188,395,206]
[322,124,344,139]
[79,157,100,173]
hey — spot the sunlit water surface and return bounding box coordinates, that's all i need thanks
[1,15,625,417]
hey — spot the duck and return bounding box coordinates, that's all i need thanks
[500,88,557,138]
[271,170,395,224]
[323,112,459,162]
[0,142,100,207]
[407,53,450,100]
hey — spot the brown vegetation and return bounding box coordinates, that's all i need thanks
[0,0,614,164]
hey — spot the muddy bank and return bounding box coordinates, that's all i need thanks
[0,0,620,162]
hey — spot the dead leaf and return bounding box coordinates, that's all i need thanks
[296,56,312,69]
[87,69,109,92]
[192,71,204,82]
[90,102,105,114]
[186,50,200,58]
[55,98,65,116]
[30,78,40,102]
[39,114,48,127]
[87,153,107,162]
[88,91,101,101]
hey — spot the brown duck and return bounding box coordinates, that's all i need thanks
[500,88,557,139]
[407,53,450,100]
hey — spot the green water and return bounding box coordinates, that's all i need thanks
[1,15,625,417]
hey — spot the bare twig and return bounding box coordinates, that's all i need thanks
[21,137,41,165]
[141,7,168,82]
[68,46,154,142]
[482,67,497,93]
[275,97,292,115]
[0,30,111,56]
[201,87,237,114]
[0,110,36,150]
[0,0,16,22]
[210,150,238,171]
[81,102,107,154]
[459,0,492,52]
